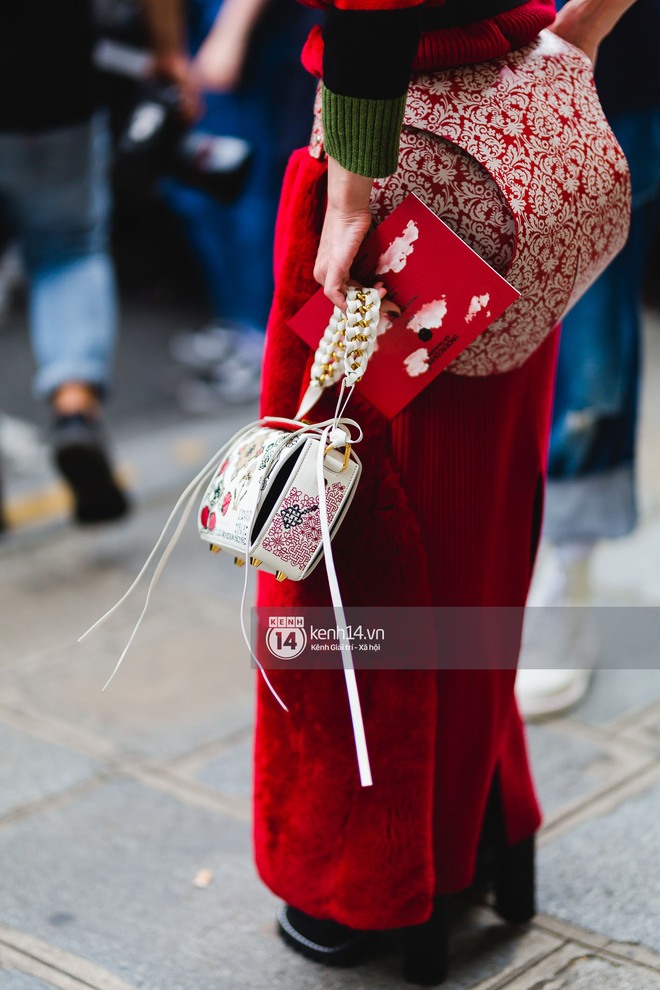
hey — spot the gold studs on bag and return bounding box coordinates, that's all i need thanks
[234,557,246,567]
[209,544,221,553]
[250,558,262,568]
[276,571,288,582]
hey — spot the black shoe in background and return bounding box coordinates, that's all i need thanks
[51,413,130,524]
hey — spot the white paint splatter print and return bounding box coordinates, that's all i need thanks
[375,220,419,274]
[465,293,490,323]
[404,348,430,377]
[407,298,447,333]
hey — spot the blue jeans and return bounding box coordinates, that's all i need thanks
[544,109,660,542]
[0,115,117,399]
[161,0,317,334]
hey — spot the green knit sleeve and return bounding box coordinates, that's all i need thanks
[321,84,408,179]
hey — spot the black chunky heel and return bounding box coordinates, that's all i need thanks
[494,833,536,924]
[402,896,450,986]
[478,770,536,924]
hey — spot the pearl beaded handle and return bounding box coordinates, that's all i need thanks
[309,287,381,392]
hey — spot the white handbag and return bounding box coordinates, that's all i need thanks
[82,287,381,788]
[197,421,361,580]
[197,287,380,581]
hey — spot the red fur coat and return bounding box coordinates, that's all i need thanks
[252,149,558,929]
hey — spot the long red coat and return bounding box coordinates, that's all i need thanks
[253,147,558,930]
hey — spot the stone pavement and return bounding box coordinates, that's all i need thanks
[1,314,659,989]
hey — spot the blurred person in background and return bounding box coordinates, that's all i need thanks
[142,0,318,405]
[516,0,660,717]
[0,2,129,526]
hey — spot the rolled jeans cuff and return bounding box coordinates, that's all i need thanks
[543,465,638,543]
[34,360,110,401]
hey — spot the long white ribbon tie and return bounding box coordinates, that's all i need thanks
[78,420,266,688]
[317,422,373,788]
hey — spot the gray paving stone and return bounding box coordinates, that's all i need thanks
[539,780,660,954]
[0,586,254,761]
[619,706,660,756]
[638,713,660,750]
[594,514,660,604]
[0,971,57,990]
[526,725,615,816]
[569,669,660,726]
[197,738,253,802]
[499,945,660,989]
[0,496,248,672]
[0,536,138,669]
[0,722,101,819]
[443,910,559,989]
[0,494,257,761]
[0,776,263,990]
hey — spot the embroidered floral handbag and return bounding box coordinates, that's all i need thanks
[197,423,360,582]
[196,286,380,581]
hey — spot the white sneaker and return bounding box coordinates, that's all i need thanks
[212,350,263,404]
[515,667,592,719]
[516,541,596,719]
[169,323,238,371]
[174,329,264,410]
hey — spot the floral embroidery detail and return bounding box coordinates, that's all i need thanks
[258,434,282,470]
[280,501,322,530]
[200,506,210,529]
[234,471,253,507]
[221,492,232,516]
[262,483,346,570]
[208,480,225,507]
[208,512,217,531]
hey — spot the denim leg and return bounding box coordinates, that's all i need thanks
[162,175,277,333]
[544,110,660,542]
[0,116,117,399]
[162,0,317,333]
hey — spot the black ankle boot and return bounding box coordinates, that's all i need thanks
[51,413,130,524]
[402,896,450,986]
[277,905,370,966]
[494,833,536,924]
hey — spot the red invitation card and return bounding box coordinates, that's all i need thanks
[289,194,520,419]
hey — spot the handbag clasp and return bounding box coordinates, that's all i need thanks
[324,442,352,472]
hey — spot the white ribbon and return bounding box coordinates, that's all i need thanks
[317,422,373,787]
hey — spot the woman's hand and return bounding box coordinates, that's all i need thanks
[314,157,374,309]
[549,0,638,65]
[151,52,203,122]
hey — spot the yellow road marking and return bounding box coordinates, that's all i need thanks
[4,467,135,528]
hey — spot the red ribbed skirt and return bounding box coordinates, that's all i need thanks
[253,144,559,930]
